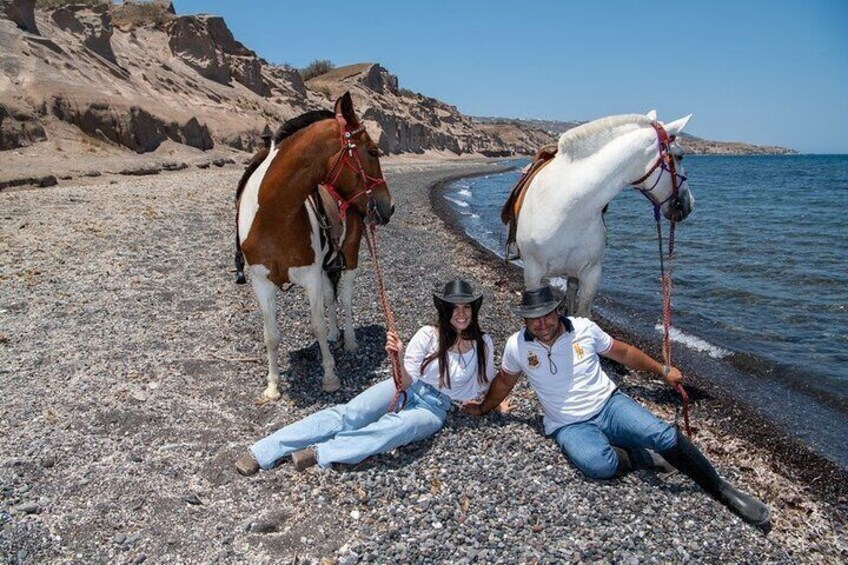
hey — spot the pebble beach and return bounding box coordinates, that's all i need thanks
[1,160,846,563]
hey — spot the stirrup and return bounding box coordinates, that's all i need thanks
[504,241,521,261]
[323,252,346,274]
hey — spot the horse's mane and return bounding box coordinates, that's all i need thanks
[557,114,652,162]
[272,110,335,145]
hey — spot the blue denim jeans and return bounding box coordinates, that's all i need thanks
[250,379,451,469]
[552,391,677,479]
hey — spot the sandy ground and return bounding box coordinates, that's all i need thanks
[0,159,846,563]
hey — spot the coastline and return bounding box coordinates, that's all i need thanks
[0,161,845,562]
[431,169,848,493]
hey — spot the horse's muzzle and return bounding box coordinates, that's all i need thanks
[666,188,693,222]
[367,198,394,226]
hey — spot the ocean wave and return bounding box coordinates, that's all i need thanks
[655,324,731,359]
[443,196,469,208]
[458,188,473,198]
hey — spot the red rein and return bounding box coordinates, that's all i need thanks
[637,121,692,437]
[363,225,407,412]
[321,115,404,410]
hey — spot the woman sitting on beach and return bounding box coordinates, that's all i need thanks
[235,278,500,474]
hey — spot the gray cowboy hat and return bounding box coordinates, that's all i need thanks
[510,285,563,318]
[432,278,483,312]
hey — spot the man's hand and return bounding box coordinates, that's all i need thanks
[663,365,683,388]
[460,400,484,417]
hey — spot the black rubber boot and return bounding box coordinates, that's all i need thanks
[613,446,675,476]
[613,446,634,477]
[660,430,771,529]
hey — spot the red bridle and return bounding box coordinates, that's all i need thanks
[321,114,386,220]
[630,121,687,210]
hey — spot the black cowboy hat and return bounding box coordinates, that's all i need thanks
[510,285,563,318]
[432,279,483,312]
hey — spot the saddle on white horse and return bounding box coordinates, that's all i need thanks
[500,143,559,260]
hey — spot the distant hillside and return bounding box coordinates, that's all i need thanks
[472,116,796,155]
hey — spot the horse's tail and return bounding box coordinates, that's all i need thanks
[234,147,270,285]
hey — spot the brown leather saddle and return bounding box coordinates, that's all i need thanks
[500,143,558,259]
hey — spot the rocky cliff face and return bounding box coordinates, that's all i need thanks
[0,1,532,159]
[0,0,324,157]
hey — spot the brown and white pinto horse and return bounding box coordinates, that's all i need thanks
[236,93,394,400]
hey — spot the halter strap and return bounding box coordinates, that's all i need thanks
[322,114,386,220]
[630,121,687,209]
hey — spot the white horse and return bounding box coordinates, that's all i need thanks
[515,111,695,317]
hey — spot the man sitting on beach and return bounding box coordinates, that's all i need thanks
[461,285,771,528]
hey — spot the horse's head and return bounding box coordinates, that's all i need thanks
[632,114,695,222]
[324,92,394,225]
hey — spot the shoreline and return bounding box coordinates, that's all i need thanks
[1,162,845,562]
[429,169,848,509]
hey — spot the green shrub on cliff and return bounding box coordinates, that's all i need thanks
[300,60,335,81]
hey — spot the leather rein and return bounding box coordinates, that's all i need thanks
[321,115,406,411]
[631,121,693,436]
[321,114,386,221]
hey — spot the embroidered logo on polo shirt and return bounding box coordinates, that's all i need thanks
[573,343,585,359]
[527,351,539,368]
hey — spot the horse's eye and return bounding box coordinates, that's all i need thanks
[368,148,380,158]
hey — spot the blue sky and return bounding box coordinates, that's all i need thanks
[175,1,847,153]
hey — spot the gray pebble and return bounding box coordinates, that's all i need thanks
[16,502,39,514]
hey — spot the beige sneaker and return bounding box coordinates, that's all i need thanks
[291,447,318,471]
[234,452,260,476]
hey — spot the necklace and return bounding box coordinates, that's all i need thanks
[537,341,558,374]
[452,339,473,369]
[535,324,564,374]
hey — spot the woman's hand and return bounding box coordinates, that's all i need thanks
[385,331,404,359]
[496,398,514,414]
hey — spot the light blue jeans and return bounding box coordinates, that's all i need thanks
[250,379,451,469]
[553,391,677,479]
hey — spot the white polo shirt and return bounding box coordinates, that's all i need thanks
[501,317,617,435]
[404,326,495,402]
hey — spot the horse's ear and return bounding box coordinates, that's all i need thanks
[646,110,657,120]
[664,114,693,136]
[333,92,360,128]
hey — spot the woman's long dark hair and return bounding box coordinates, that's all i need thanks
[421,300,488,389]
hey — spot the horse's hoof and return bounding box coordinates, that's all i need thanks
[235,272,247,285]
[322,379,341,393]
[262,387,281,401]
[344,341,359,353]
[327,330,340,342]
